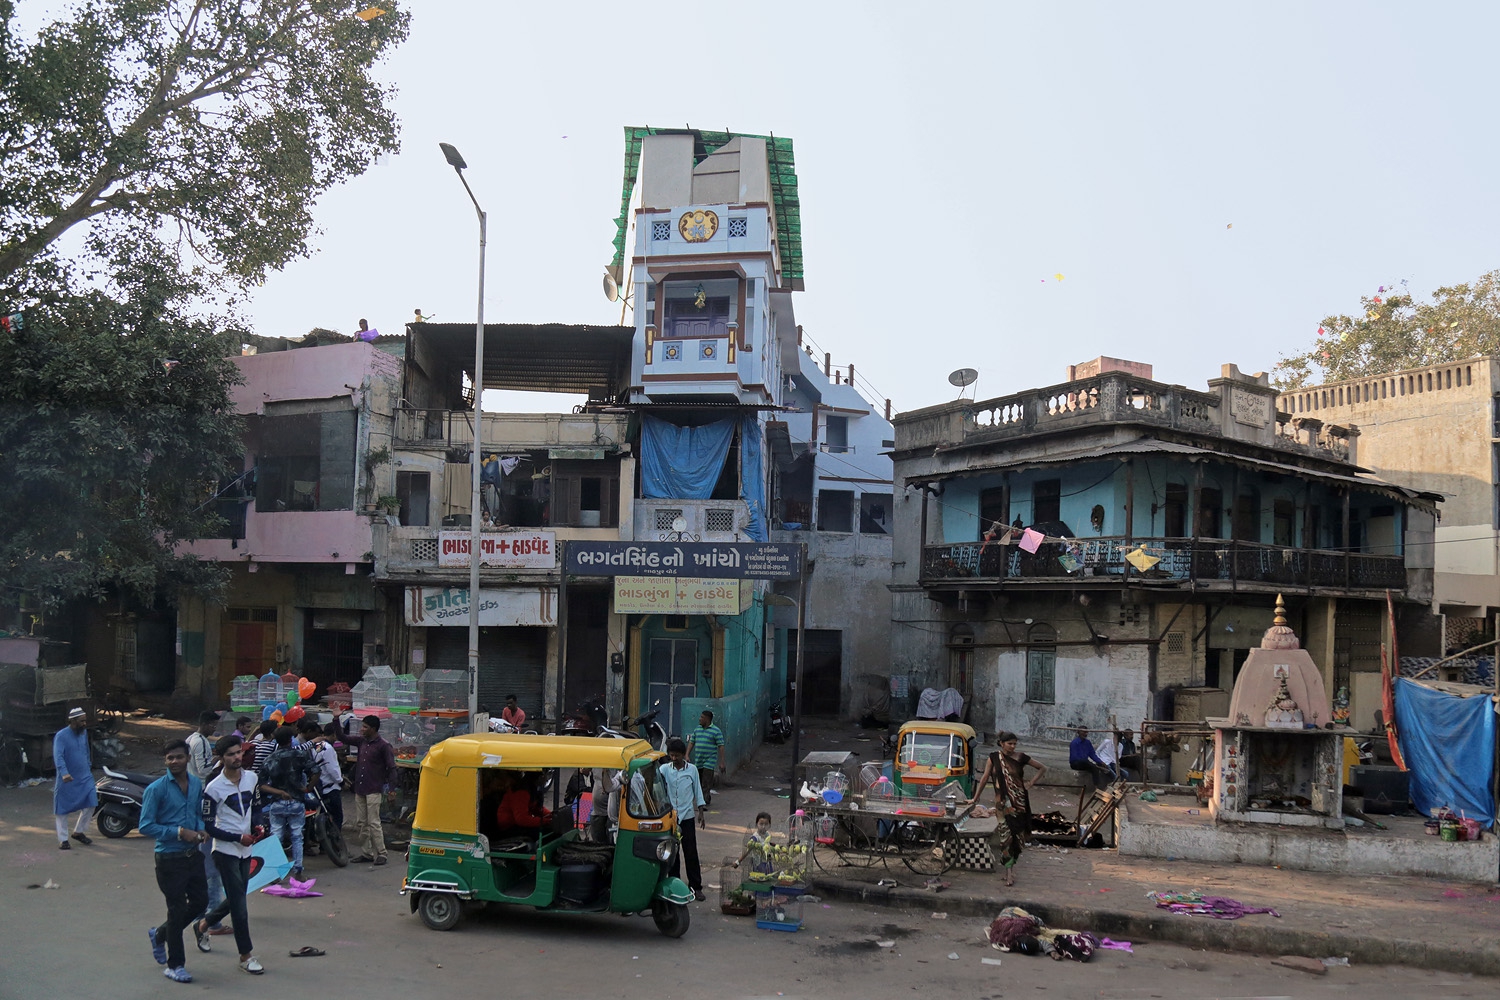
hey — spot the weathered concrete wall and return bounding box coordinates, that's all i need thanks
[1120,795,1500,881]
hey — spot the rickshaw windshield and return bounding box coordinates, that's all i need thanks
[899,732,964,769]
[625,759,672,820]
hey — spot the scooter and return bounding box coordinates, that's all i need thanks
[767,701,793,744]
[94,765,159,838]
[600,703,667,752]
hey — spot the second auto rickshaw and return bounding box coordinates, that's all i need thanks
[400,733,694,936]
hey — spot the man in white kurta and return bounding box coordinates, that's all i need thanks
[53,707,97,847]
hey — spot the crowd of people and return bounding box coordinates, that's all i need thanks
[52,711,399,983]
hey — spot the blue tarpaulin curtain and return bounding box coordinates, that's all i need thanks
[739,413,767,542]
[1394,678,1496,826]
[640,415,735,500]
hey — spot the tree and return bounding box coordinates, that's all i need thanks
[0,248,247,614]
[1274,271,1500,389]
[0,0,411,292]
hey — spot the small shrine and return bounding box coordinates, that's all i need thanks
[1209,595,1345,830]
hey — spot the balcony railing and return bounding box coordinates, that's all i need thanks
[920,537,1406,591]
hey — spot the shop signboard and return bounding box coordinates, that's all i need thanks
[613,577,740,614]
[404,586,558,627]
[437,530,556,568]
[565,541,801,579]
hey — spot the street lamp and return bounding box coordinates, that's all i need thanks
[765,546,808,814]
[440,141,487,733]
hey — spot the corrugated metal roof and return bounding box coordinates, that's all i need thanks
[409,322,632,396]
[610,126,802,282]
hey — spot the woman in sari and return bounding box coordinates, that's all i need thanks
[970,731,1046,886]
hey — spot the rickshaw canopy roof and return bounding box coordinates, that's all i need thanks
[898,721,976,741]
[420,733,660,775]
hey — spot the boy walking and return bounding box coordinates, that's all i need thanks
[197,736,264,975]
[138,739,208,984]
[687,710,725,818]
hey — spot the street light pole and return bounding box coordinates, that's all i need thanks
[788,544,807,813]
[440,142,487,733]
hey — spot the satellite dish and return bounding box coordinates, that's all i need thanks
[602,272,620,303]
[948,368,979,388]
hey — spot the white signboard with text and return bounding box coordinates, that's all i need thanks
[437,530,556,569]
[404,586,558,627]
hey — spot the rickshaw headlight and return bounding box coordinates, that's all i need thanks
[655,838,675,863]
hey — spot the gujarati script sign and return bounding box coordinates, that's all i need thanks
[437,530,556,568]
[565,541,801,579]
[614,577,740,614]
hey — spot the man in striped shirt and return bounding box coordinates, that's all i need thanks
[687,710,725,823]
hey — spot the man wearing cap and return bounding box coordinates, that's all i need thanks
[53,707,97,849]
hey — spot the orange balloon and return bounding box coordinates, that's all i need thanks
[269,710,284,723]
[299,678,316,700]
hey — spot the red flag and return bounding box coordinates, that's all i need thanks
[1381,591,1407,771]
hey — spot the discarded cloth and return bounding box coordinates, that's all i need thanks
[986,906,1097,961]
[1099,938,1133,953]
[261,875,323,898]
[1149,890,1278,920]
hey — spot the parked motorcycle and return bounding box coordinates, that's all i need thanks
[94,765,157,838]
[600,703,667,752]
[767,701,793,744]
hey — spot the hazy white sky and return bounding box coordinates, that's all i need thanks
[245,2,1500,414]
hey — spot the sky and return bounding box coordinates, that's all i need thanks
[242,2,1500,416]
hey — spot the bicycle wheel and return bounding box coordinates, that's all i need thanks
[899,822,957,877]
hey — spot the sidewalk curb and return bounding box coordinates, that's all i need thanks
[809,876,1500,976]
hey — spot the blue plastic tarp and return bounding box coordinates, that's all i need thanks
[1394,677,1496,826]
[739,413,767,542]
[640,415,735,500]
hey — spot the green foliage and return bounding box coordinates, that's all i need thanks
[1274,271,1500,389]
[0,0,411,291]
[0,253,246,611]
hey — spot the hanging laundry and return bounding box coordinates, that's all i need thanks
[499,456,521,477]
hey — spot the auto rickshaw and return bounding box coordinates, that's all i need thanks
[400,733,694,936]
[892,720,978,798]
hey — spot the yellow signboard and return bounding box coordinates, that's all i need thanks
[614,577,740,614]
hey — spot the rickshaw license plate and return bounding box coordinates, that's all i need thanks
[418,846,445,856]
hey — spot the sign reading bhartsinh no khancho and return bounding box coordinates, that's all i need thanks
[565,541,801,579]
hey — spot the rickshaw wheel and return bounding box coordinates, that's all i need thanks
[418,892,462,931]
[651,899,691,938]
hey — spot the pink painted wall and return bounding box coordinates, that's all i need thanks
[181,511,374,565]
[232,341,394,412]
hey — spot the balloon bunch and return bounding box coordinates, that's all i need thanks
[262,676,319,723]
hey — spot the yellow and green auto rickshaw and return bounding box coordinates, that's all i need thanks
[892,720,978,799]
[400,733,694,937]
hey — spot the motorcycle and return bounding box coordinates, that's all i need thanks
[600,704,667,752]
[298,780,349,867]
[94,764,157,838]
[767,701,793,744]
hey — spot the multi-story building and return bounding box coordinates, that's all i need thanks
[1276,359,1499,657]
[168,335,404,703]
[889,359,1441,741]
[768,340,895,715]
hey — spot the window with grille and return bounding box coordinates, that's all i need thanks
[728,218,748,238]
[1166,631,1187,655]
[705,508,736,533]
[412,538,438,561]
[651,221,671,241]
[654,508,684,531]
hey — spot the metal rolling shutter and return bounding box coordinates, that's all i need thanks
[424,626,549,723]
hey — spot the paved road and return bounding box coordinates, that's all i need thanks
[0,781,1492,999]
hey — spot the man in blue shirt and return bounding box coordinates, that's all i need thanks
[138,738,209,984]
[1068,727,1113,790]
[661,737,706,901]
